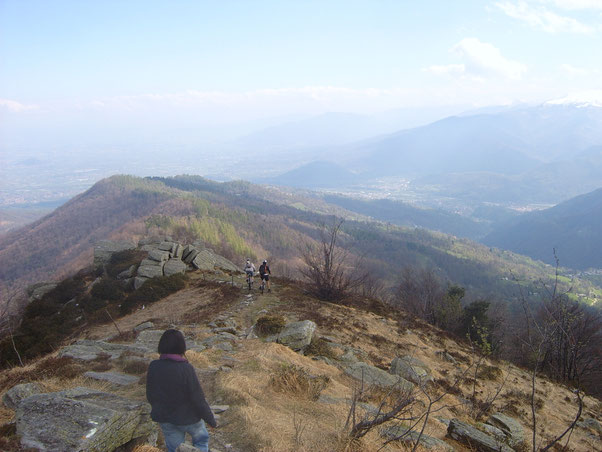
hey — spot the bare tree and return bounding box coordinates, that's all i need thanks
[299,218,367,302]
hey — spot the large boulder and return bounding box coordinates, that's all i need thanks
[164,258,188,276]
[158,241,175,251]
[94,240,136,268]
[390,356,433,385]
[182,246,200,264]
[2,383,44,410]
[447,419,513,452]
[134,276,149,290]
[345,362,414,391]
[276,320,317,351]
[16,387,156,451]
[486,413,524,447]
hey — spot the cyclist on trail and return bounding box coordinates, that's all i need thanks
[259,259,271,293]
[244,258,256,284]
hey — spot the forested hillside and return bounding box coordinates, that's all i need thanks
[2,175,601,316]
[485,187,602,270]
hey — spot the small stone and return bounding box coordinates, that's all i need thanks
[134,321,154,332]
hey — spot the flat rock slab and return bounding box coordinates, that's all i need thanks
[84,371,140,386]
[59,340,147,361]
[277,320,317,351]
[16,387,155,452]
[94,240,136,267]
[345,362,414,391]
[2,383,44,410]
[486,413,524,447]
[447,419,512,452]
[137,263,165,279]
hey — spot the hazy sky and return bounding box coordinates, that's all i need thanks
[1,0,602,143]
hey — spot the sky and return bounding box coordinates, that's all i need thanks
[1,0,602,147]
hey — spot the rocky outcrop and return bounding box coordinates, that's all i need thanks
[2,382,43,410]
[276,320,317,351]
[447,419,513,452]
[389,355,433,385]
[16,387,156,451]
[94,240,137,268]
[345,362,414,390]
[95,237,242,289]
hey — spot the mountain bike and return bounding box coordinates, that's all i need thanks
[259,278,266,294]
[246,271,254,291]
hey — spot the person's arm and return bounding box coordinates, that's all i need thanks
[187,365,217,427]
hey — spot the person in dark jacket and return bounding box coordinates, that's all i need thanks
[146,329,217,452]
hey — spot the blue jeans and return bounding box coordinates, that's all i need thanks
[159,419,209,452]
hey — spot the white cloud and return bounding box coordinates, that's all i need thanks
[546,89,602,106]
[451,38,527,80]
[542,0,602,10]
[423,64,466,75]
[0,98,39,112]
[496,1,595,33]
[560,63,590,75]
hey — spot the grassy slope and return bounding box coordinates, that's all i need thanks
[1,272,599,452]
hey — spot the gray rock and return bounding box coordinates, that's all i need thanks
[140,244,158,252]
[447,419,512,452]
[277,320,317,351]
[134,276,149,290]
[345,362,414,390]
[27,282,57,302]
[192,251,216,271]
[137,262,165,279]
[148,249,170,262]
[340,350,359,363]
[183,246,200,264]
[381,424,455,451]
[3,383,43,409]
[135,330,165,352]
[486,413,524,447]
[134,321,155,332]
[390,356,433,385]
[164,258,188,276]
[16,387,155,452]
[158,241,175,251]
[480,423,507,441]
[59,339,147,361]
[84,371,140,386]
[94,240,136,268]
[173,243,183,258]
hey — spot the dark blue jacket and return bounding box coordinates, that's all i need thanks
[146,358,217,427]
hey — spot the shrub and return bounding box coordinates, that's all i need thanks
[270,364,329,401]
[106,249,147,278]
[120,273,188,314]
[90,278,125,302]
[254,315,286,337]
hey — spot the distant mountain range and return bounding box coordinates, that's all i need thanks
[266,104,602,206]
[484,187,602,270]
